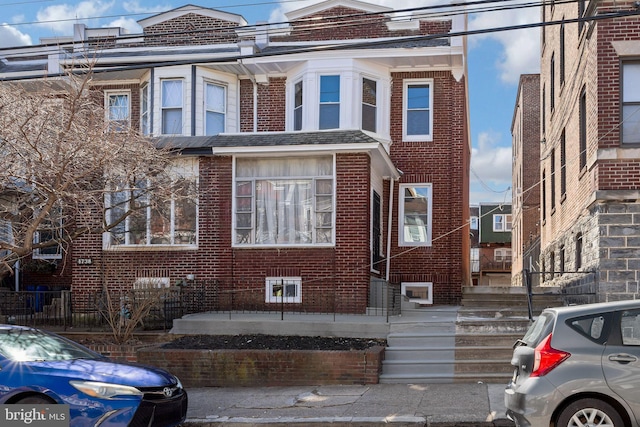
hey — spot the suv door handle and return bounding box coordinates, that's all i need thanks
[609,354,638,364]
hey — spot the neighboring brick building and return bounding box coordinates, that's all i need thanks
[511,74,541,287]
[0,0,471,312]
[540,0,640,302]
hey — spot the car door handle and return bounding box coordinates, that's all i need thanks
[609,354,638,364]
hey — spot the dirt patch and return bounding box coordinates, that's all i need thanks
[161,334,386,351]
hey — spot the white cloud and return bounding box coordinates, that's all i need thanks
[36,1,115,34]
[471,130,513,189]
[0,24,32,47]
[107,17,141,34]
[122,1,169,14]
[468,5,541,84]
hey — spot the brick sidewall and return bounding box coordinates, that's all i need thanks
[136,346,385,387]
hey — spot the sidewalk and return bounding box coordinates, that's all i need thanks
[182,382,515,426]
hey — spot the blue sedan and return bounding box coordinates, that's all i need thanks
[0,324,187,427]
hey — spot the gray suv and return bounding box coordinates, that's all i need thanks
[505,300,640,427]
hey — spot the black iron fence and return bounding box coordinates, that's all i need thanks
[0,278,400,330]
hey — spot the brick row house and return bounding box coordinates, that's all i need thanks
[540,0,640,302]
[511,74,541,287]
[0,0,471,314]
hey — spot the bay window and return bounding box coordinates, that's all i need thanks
[106,159,197,247]
[319,75,340,129]
[205,82,226,135]
[161,79,183,135]
[294,80,303,131]
[362,78,377,133]
[234,156,334,246]
[399,184,432,246]
[140,84,150,136]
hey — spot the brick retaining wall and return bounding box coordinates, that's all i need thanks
[136,346,385,387]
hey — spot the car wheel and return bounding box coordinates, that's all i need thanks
[15,395,54,404]
[556,398,624,427]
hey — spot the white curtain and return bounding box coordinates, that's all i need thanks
[237,157,332,244]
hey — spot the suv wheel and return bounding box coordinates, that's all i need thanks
[556,398,623,427]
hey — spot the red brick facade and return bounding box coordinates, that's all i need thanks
[6,1,470,312]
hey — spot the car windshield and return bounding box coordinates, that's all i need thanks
[0,329,100,362]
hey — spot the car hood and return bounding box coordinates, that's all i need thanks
[22,359,178,388]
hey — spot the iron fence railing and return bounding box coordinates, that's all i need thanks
[0,278,400,330]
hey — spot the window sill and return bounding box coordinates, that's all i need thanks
[103,244,198,252]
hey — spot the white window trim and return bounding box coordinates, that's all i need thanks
[204,80,227,136]
[398,183,433,247]
[265,277,302,304]
[103,159,198,250]
[105,90,131,131]
[402,78,434,142]
[494,248,512,261]
[318,74,341,130]
[33,231,62,260]
[161,78,185,136]
[232,155,336,248]
[361,76,379,134]
[401,282,433,305]
[133,277,170,289]
[493,214,512,232]
[140,83,150,136]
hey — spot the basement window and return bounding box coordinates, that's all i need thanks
[402,282,433,305]
[265,277,302,304]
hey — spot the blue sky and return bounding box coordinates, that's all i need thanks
[0,0,541,205]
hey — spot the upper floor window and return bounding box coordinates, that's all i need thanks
[106,91,130,132]
[294,80,303,131]
[362,78,377,133]
[560,129,566,198]
[105,159,198,247]
[579,87,587,169]
[494,248,512,262]
[399,184,432,246]
[403,80,433,141]
[622,62,640,144]
[161,79,183,135]
[550,53,555,112]
[141,84,150,136]
[319,75,340,129]
[205,82,226,136]
[33,207,63,260]
[234,156,334,246]
[493,214,512,232]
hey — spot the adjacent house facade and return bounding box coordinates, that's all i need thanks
[0,0,471,313]
[477,203,512,287]
[511,74,541,287]
[540,0,640,302]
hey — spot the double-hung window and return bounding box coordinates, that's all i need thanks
[294,80,303,131]
[205,82,226,135]
[33,205,63,260]
[403,80,433,141]
[106,91,130,132]
[106,159,197,247]
[161,79,183,135]
[234,156,334,246]
[319,75,340,129]
[622,62,640,144]
[399,184,432,246]
[362,78,377,132]
[140,84,150,136]
[493,214,512,232]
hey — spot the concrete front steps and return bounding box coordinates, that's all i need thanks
[380,286,564,384]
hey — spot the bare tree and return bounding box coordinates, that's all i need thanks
[0,69,188,279]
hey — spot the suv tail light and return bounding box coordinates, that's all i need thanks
[531,333,570,377]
